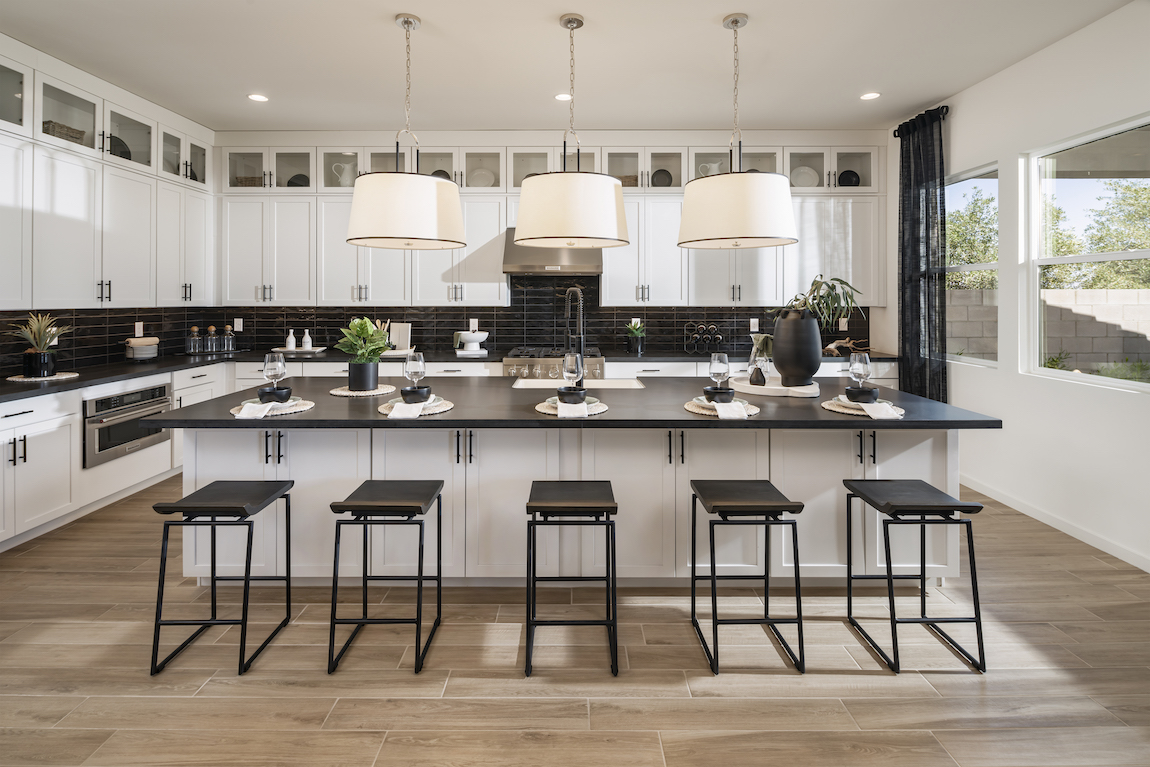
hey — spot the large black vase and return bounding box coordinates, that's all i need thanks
[772,310,822,387]
[348,362,379,392]
[22,351,56,379]
[626,336,645,357]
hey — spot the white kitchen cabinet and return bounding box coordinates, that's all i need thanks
[158,126,210,190]
[0,432,9,542]
[232,360,303,393]
[465,429,561,577]
[599,198,687,307]
[0,55,33,138]
[101,165,156,307]
[676,429,772,577]
[781,195,880,306]
[508,147,555,192]
[224,147,315,192]
[171,379,219,468]
[424,362,502,377]
[318,147,364,193]
[784,146,878,192]
[688,247,783,307]
[157,182,211,306]
[366,146,411,173]
[371,429,467,577]
[317,197,409,306]
[604,361,697,378]
[102,102,156,173]
[31,145,102,309]
[222,196,316,305]
[34,72,102,157]
[0,133,33,310]
[580,429,677,578]
[416,146,505,191]
[688,146,780,180]
[603,147,687,192]
[412,196,508,306]
[598,199,643,306]
[4,414,79,535]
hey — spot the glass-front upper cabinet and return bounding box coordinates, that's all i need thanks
[688,146,780,181]
[460,147,504,192]
[367,146,409,173]
[224,147,315,192]
[273,148,315,191]
[103,103,155,171]
[603,147,687,191]
[509,147,554,191]
[35,73,102,156]
[415,147,459,184]
[784,147,829,190]
[160,126,211,188]
[561,147,599,174]
[0,55,33,137]
[319,147,362,192]
[784,146,878,192]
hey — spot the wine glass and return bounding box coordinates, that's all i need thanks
[709,353,730,388]
[849,352,871,388]
[263,352,287,387]
[404,351,426,386]
[562,353,583,387]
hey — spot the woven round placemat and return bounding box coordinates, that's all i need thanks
[684,400,760,417]
[820,399,905,417]
[534,401,609,416]
[377,399,455,416]
[329,384,396,397]
[229,400,316,417]
[7,372,80,382]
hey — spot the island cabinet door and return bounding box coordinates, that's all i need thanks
[675,429,771,578]
[862,429,958,578]
[181,429,280,578]
[767,429,865,579]
[466,429,561,578]
[369,429,466,578]
[580,429,677,578]
[275,429,372,578]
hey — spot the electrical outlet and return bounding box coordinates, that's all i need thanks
[631,317,640,326]
[469,318,478,332]
[234,318,243,332]
[838,317,849,331]
[750,318,759,332]
[49,336,59,347]
[134,322,144,337]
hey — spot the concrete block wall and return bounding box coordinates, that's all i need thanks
[946,289,999,360]
[1040,289,1150,370]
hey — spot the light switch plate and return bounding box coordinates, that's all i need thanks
[134,322,144,337]
[750,318,759,332]
[234,318,244,332]
[470,318,478,332]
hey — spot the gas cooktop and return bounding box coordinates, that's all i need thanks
[505,346,603,359]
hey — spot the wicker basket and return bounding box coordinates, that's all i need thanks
[42,120,86,145]
[618,174,639,187]
[234,175,264,187]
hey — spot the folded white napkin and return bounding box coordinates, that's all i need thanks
[714,402,748,419]
[389,402,425,419]
[557,402,589,418]
[859,402,902,420]
[235,402,274,419]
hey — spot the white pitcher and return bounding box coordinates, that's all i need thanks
[331,162,356,187]
[698,162,723,177]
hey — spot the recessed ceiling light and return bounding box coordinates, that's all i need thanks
[860,92,881,100]
[248,94,269,102]
[554,93,572,101]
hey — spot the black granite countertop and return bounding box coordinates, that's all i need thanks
[146,376,999,431]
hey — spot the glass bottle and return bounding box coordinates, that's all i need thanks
[223,324,236,352]
[186,326,203,355]
[205,325,219,353]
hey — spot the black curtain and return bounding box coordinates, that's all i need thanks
[896,105,949,401]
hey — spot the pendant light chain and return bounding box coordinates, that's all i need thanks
[732,24,739,137]
[404,21,412,135]
[569,25,576,133]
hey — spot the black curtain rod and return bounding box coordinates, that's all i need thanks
[893,105,949,139]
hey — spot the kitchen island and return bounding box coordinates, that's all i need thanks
[148,376,1000,587]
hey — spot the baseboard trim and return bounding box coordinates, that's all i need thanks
[961,474,1150,573]
[0,468,181,554]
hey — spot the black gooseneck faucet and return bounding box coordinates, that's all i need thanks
[564,286,585,388]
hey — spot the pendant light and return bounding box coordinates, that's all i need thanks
[347,14,465,250]
[678,14,797,249]
[514,14,629,249]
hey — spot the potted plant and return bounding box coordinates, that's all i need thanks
[7,313,73,379]
[334,317,390,391]
[772,275,863,387]
[624,319,646,357]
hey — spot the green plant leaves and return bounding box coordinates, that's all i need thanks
[334,317,390,363]
[6,313,73,352]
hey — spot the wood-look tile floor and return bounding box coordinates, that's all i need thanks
[2,476,1149,766]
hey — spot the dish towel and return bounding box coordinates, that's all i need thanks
[859,402,903,420]
[557,402,589,418]
[389,402,425,419]
[234,402,274,419]
[714,402,748,419]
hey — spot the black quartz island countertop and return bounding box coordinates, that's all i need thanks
[147,376,1001,431]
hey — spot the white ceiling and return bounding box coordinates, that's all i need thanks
[0,0,1131,133]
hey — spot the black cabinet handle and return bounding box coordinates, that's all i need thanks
[176,397,182,408]
[468,430,474,463]
[188,283,193,302]
[276,431,284,464]
[456,431,461,464]
[106,280,112,301]
[268,172,273,187]
[857,430,864,464]
[269,285,274,301]
[8,438,15,466]
[667,430,673,464]
[870,431,877,464]
[264,431,272,464]
[20,435,27,463]
[191,374,207,379]
[737,285,742,301]
[680,431,685,464]
[2,410,33,419]
[97,281,104,301]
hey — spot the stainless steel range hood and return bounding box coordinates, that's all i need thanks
[501,227,603,275]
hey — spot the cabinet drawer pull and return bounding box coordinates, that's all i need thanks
[442,369,461,373]
[680,431,685,464]
[667,430,673,464]
[2,410,33,419]
[468,430,474,463]
[191,374,207,379]
[870,431,877,464]
[8,437,15,466]
[856,430,864,464]
[639,369,661,373]
[20,434,27,463]
[265,431,272,464]
[276,431,284,464]
[456,431,461,464]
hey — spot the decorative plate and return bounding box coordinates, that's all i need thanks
[790,165,820,187]
[837,169,861,187]
[431,169,452,180]
[650,168,673,187]
[468,168,495,187]
[545,395,601,407]
[108,135,132,160]
[286,173,310,187]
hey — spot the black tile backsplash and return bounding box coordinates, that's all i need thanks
[0,276,869,375]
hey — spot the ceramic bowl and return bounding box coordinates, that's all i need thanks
[257,385,293,404]
[556,386,588,405]
[703,386,735,403]
[845,386,878,403]
[400,385,432,404]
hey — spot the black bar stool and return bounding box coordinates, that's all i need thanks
[328,480,443,674]
[526,480,618,677]
[151,480,294,675]
[844,479,986,673]
[690,480,806,674]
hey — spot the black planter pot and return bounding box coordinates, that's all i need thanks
[772,309,822,387]
[626,336,645,357]
[22,351,56,379]
[348,362,379,392]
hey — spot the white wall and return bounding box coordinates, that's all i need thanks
[896,1,1150,569]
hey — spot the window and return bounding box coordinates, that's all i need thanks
[945,167,998,361]
[1035,124,1150,387]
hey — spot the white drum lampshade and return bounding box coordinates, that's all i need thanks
[513,172,629,248]
[346,172,465,250]
[678,171,798,249]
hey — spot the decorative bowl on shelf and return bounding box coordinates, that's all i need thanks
[400,385,432,404]
[257,385,293,403]
[556,386,587,404]
[702,386,735,403]
[844,386,878,403]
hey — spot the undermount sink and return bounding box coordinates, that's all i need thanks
[512,378,646,390]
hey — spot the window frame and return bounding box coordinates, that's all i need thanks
[1026,114,1150,393]
[943,162,1000,368]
